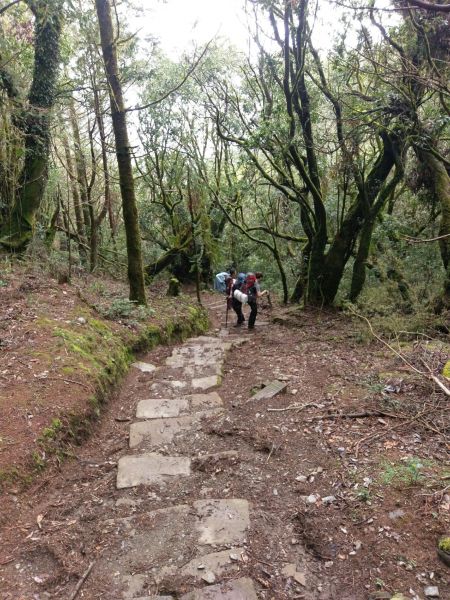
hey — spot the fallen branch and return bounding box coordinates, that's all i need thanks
[308,410,404,421]
[267,402,321,412]
[402,232,450,244]
[69,561,95,600]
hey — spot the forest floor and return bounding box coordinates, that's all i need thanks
[0,268,449,600]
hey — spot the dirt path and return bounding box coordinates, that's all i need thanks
[0,295,448,599]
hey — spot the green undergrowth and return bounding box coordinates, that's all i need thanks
[0,302,208,491]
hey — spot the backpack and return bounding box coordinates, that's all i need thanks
[233,273,247,292]
[242,273,257,302]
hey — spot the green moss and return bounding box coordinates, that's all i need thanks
[443,361,450,379]
[40,418,62,439]
[0,466,31,491]
[438,536,450,553]
[2,300,210,492]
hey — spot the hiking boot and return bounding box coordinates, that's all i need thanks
[233,322,243,327]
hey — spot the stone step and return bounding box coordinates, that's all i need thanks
[93,500,251,597]
[116,453,191,489]
[132,361,159,373]
[129,409,222,449]
[136,392,223,419]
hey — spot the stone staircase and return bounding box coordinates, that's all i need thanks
[96,333,257,599]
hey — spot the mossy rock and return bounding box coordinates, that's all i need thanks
[443,361,450,379]
[438,536,450,567]
[167,277,181,297]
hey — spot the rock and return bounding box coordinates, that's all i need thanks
[194,498,250,545]
[116,453,191,488]
[180,577,257,599]
[424,586,439,597]
[294,572,306,586]
[201,571,216,584]
[132,361,158,373]
[322,496,336,504]
[306,494,320,504]
[192,375,221,391]
[295,475,307,483]
[76,316,86,325]
[251,379,288,401]
[136,398,189,419]
[388,509,405,520]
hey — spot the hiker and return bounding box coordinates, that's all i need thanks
[231,272,247,326]
[246,271,268,330]
[214,268,235,293]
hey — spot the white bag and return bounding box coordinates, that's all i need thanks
[233,289,248,304]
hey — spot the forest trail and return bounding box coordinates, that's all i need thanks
[0,295,448,600]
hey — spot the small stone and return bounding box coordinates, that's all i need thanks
[295,475,307,483]
[294,572,306,586]
[322,495,336,504]
[306,494,320,504]
[388,509,405,520]
[273,488,278,496]
[76,316,86,324]
[197,564,205,570]
[424,586,439,598]
[201,571,216,584]
[324,561,334,568]
[229,553,240,561]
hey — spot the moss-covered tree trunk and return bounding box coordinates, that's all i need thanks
[416,149,450,309]
[0,1,63,250]
[316,133,398,306]
[95,0,147,305]
[349,169,402,302]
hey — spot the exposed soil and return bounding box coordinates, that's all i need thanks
[0,263,206,486]
[0,278,449,600]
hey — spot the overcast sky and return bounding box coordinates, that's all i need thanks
[130,0,399,58]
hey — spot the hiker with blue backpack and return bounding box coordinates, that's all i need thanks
[232,272,268,329]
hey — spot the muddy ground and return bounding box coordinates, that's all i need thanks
[0,277,449,599]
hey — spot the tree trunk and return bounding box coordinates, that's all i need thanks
[95,0,147,304]
[416,148,450,309]
[62,133,88,263]
[0,1,63,250]
[317,133,398,305]
[69,101,91,241]
[349,170,402,302]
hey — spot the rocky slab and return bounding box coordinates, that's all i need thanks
[251,379,287,401]
[189,392,223,410]
[156,548,242,583]
[136,398,189,419]
[194,499,250,545]
[135,393,223,422]
[191,375,221,391]
[129,416,195,448]
[116,453,191,488]
[180,578,258,599]
[132,361,158,373]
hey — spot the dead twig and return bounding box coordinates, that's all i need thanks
[308,410,405,421]
[267,402,321,413]
[69,561,95,600]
